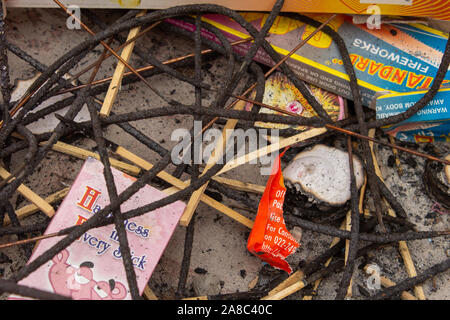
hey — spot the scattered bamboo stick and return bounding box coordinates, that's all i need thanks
[397,241,425,299]
[3,187,69,226]
[142,286,158,300]
[114,146,254,228]
[216,127,327,176]
[261,279,307,300]
[368,128,426,300]
[41,140,141,176]
[210,176,265,194]
[67,21,161,88]
[161,183,254,228]
[0,166,55,217]
[183,176,264,194]
[53,0,163,102]
[99,10,147,117]
[11,131,141,176]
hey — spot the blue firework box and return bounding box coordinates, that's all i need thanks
[376,88,450,143]
[341,21,450,105]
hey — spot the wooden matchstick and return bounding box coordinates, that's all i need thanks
[99,10,147,117]
[0,166,55,217]
[3,187,69,226]
[368,128,426,300]
[114,146,254,228]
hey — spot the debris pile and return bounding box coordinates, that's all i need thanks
[0,0,449,301]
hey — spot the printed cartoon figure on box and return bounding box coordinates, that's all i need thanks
[48,249,127,300]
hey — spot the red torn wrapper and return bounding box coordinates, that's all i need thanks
[247,149,300,273]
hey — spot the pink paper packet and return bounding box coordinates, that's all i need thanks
[10,157,186,300]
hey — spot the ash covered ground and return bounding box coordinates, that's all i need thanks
[0,8,448,300]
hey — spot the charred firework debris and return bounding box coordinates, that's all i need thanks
[0,0,449,301]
